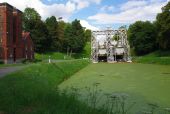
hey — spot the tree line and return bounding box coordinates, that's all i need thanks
[128,2,170,55]
[23,8,91,53]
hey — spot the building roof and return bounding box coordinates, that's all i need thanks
[0,2,22,13]
[22,32,30,40]
[22,31,34,46]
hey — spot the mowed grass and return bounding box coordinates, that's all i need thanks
[133,51,170,65]
[0,60,108,114]
[59,63,170,112]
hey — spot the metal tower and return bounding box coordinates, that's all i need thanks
[91,27,131,63]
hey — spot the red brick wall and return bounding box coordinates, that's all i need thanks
[13,9,23,59]
[0,3,13,63]
[0,3,34,63]
[22,32,34,60]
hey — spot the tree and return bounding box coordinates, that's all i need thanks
[23,8,49,52]
[156,2,170,50]
[84,29,91,42]
[63,23,73,52]
[128,21,157,55]
[31,21,50,52]
[57,21,67,51]
[64,19,86,53]
[45,16,59,51]
[112,35,119,41]
[23,8,41,31]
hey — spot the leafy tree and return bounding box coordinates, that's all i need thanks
[57,21,67,51]
[45,16,59,51]
[128,21,157,55]
[112,35,119,41]
[64,19,86,53]
[84,29,92,42]
[119,25,127,29]
[23,8,41,30]
[63,23,73,52]
[31,21,50,52]
[23,8,49,52]
[156,2,170,50]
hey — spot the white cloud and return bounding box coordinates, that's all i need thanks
[120,0,147,11]
[70,0,102,10]
[0,0,102,20]
[88,0,169,24]
[0,0,76,21]
[76,1,89,10]
[80,20,99,30]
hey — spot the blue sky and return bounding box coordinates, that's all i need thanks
[1,0,169,30]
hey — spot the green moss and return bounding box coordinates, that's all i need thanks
[59,63,170,113]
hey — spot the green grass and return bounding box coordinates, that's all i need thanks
[35,52,73,60]
[35,42,91,60]
[0,60,107,114]
[133,56,170,65]
[59,63,170,113]
[133,51,170,65]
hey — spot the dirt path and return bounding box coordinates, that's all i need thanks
[0,66,25,78]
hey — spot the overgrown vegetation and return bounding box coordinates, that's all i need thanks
[65,84,170,114]
[0,60,95,114]
[1,60,169,114]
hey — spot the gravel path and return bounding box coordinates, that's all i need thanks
[0,66,25,78]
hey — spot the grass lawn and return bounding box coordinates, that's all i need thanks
[35,52,73,61]
[35,42,91,61]
[0,60,106,114]
[59,63,170,113]
[133,50,170,65]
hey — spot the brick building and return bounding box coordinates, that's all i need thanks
[22,32,34,60]
[0,3,34,64]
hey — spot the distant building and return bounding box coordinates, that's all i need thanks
[22,32,34,60]
[0,3,34,64]
[91,28,132,63]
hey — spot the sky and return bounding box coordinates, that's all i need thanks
[0,0,169,30]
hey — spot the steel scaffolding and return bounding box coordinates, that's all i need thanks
[91,28,131,63]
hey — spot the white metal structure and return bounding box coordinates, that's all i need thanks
[91,28,131,63]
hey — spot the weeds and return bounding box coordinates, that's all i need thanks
[65,83,170,114]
